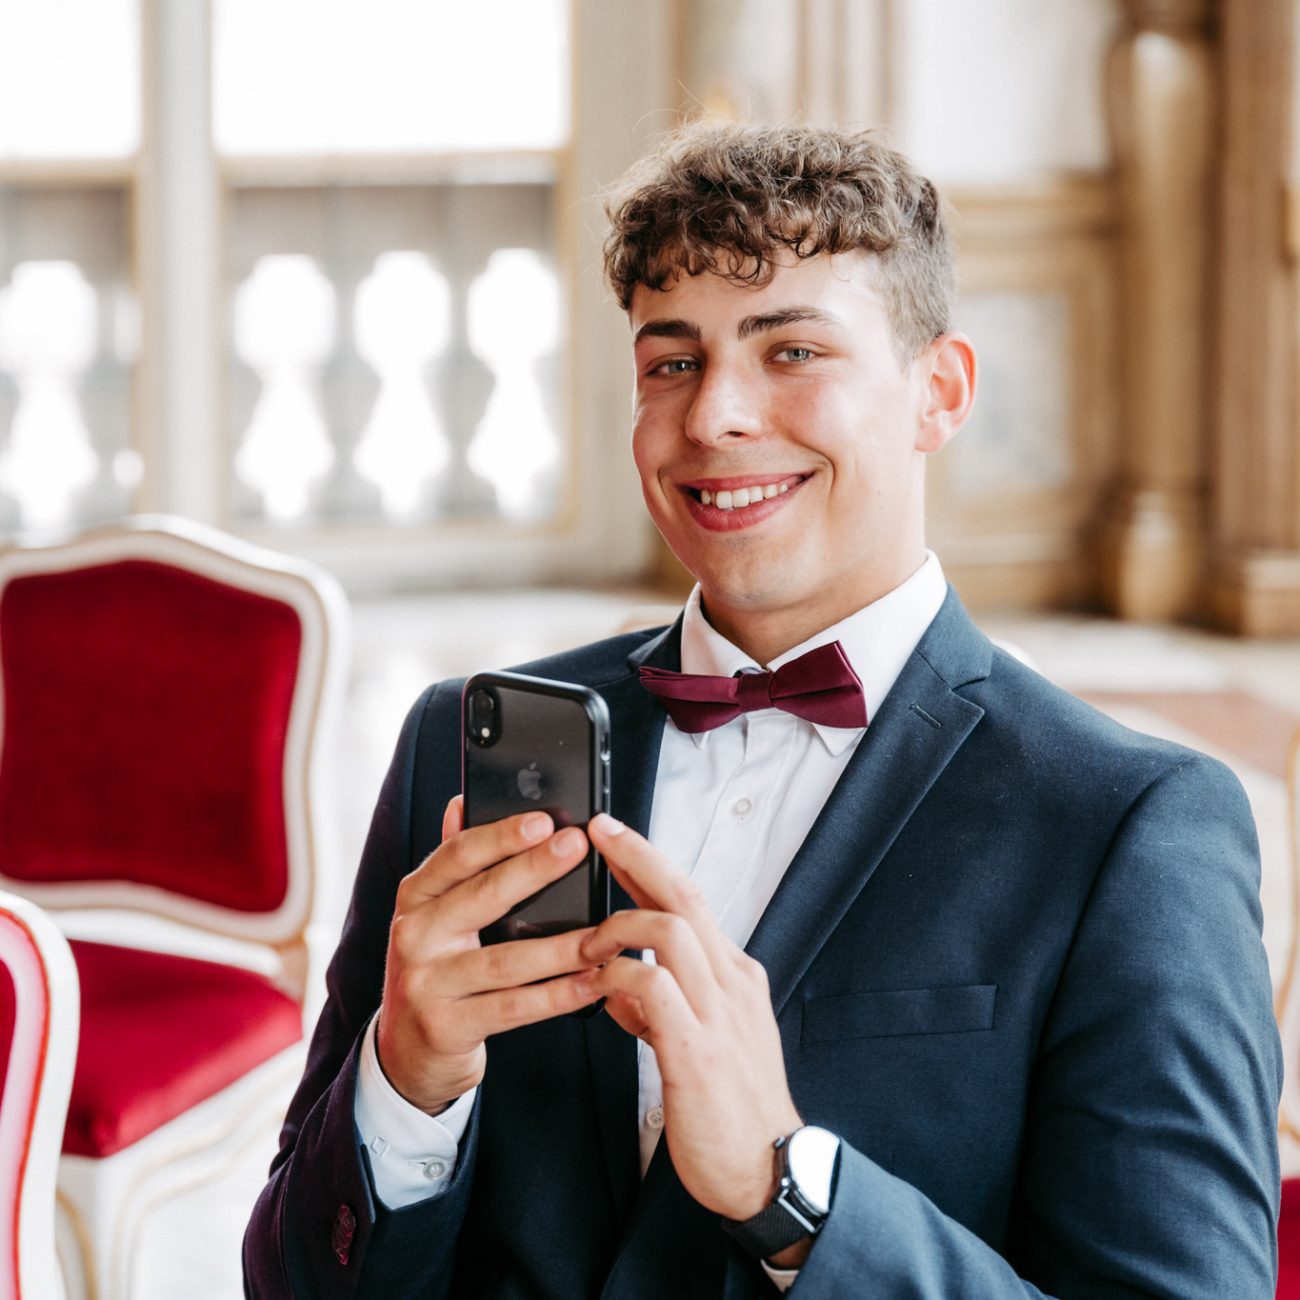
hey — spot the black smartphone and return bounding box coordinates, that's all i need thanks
[463,670,611,946]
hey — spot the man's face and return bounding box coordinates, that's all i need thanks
[629,251,961,657]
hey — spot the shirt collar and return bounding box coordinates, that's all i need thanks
[676,552,948,755]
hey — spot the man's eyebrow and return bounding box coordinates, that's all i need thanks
[737,307,840,339]
[632,307,841,346]
[633,318,701,345]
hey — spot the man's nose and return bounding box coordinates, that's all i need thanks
[683,364,763,446]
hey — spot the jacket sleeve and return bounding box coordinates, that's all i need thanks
[243,683,479,1300]
[792,754,1283,1298]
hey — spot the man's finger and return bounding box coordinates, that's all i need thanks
[464,970,605,1035]
[404,810,555,901]
[580,909,718,1017]
[393,833,592,968]
[444,926,598,996]
[447,827,590,932]
[587,814,735,974]
[603,989,650,1039]
[441,794,464,842]
[585,954,698,1048]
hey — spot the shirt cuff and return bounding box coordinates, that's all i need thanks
[353,1013,477,1210]
[760,1261,800,1292]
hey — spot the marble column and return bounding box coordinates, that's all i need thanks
[1209,0,1300,633]
[1098,0,1216,622]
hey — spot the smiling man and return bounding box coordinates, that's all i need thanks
[245,124,1282,1299]
[627,252,971,665]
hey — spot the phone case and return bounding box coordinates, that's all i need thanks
[463,670,611,945]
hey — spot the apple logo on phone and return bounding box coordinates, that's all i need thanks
[517,762,543,801]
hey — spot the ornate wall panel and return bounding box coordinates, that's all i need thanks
[930,183,1120,609]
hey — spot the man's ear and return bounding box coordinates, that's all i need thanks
[915,333,977,454]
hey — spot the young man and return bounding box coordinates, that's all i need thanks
[244,124,1282,1298]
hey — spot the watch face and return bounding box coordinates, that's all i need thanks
[785,1126,840,1216]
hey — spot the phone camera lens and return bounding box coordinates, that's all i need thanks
[469,688,499,747]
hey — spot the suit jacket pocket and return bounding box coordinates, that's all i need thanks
[801,983,997,1044]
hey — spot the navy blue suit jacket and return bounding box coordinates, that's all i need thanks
[244,591,1282,1297]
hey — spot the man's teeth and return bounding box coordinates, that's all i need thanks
[699,483,790,509]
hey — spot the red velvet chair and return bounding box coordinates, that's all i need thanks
[0,516,348,1300]
[1281,1178,1300,1298]
[0,890,79,1300]
[1279,725,1300,1297]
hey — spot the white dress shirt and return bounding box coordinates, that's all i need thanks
[353,554,948,1282]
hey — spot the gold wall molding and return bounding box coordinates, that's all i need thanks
[948,178,1117,243]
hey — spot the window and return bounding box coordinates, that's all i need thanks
[0,0,139,533]
[216,0,569,530]
[0,0,671,589]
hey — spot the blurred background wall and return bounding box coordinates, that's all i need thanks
[1,0,1298,634]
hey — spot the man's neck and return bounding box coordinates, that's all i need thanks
[700,560,927,667]
[700,612,825,669]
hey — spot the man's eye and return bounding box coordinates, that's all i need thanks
[651,358,697,375]
[777,346,815,363]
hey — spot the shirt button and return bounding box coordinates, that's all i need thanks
[733,797,752,816]
[424,1160,448,1180]
[647,1106,665,1129]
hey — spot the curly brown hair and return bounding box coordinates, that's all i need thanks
[601,121,953,360]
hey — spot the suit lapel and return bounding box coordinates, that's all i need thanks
[583,620,678,1222]
[748,590,991,1016]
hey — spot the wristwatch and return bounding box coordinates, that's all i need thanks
[721,1125,841,1259]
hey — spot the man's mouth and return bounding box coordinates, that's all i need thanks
[682,473,808,510]
[678,473,810,530]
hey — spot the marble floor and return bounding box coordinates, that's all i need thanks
[136,590,1300,1299]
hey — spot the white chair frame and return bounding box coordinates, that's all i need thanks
[0,890,79,1300]
[0,516,349,1300]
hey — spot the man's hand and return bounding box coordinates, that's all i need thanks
[580,814,803,1229]
[376,796,603,1113]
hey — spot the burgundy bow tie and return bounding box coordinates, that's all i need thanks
[639,640,868,734]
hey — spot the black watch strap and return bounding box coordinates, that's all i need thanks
[720,1131,830,1260]
[722,1194,818,1258]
